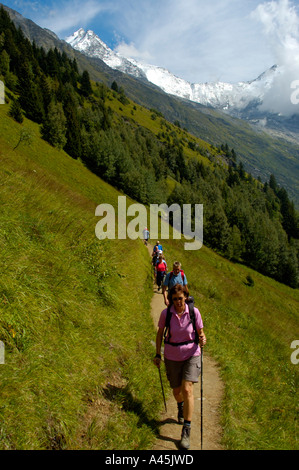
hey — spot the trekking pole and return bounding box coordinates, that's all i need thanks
[200,347,203,450]
[158,366,167,412]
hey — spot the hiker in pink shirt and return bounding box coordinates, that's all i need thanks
[154,284,206,450]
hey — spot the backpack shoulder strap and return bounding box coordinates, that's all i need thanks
[169,270,185,281]
[163,305,172,343]
[186,297,199,344]
[164,299,199,347]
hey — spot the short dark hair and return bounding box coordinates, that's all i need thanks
[168,283,189,305]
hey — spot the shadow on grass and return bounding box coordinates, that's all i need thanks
[103,384,160,436]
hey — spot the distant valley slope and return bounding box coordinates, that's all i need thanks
[67,28,299,146]
[1,4,299,207]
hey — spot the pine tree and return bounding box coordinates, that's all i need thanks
[41,101,67,149]
[46,49,59,78]
[0,49,9,75]
[63,99,82,158]
[278,188,299,240]
[269,174,278,193]
[17,61,44,123]
[227,225,242,260]
[80,70,92,97]
[237,161,246,180]
[111,80,119,92]
[40,73,52,111]
[8,98,23,123]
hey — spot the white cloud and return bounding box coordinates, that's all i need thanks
[8,0,299,119]
[252,0,299,115]
[253,0,299,64]
[115,42,153,63]
[13,1,40,12]
[111,0,275,83]
[8,0,277,82]
[27,0,112,36]
[111,0,299,117]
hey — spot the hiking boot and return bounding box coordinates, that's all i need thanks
[179,425,191,450]
[177,402,184,425]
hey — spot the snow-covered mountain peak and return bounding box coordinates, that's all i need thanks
[66,28,110,56]
[65,28,280,113]
[66,28,146,77]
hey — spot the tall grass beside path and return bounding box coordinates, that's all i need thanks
[0,108,163,449]
[164,239,299,450]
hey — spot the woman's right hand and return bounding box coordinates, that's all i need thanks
[154,355,161,368]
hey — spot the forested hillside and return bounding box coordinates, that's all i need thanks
[0,6,298,288]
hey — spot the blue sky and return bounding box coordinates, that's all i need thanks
[2,0,299,84]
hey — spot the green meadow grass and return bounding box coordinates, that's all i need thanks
[0,102,298,450]
[162,238,299,450]
[0,105,163,449]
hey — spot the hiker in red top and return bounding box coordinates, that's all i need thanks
[155,253,168,291]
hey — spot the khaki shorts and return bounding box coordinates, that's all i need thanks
[164,355,201,389]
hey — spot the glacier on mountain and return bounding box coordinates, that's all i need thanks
[65,29,146,79]
[65,29,286,119]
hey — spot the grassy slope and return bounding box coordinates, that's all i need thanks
[0,98,298,450]
[6,2,298,206]
[0,104,162,449]
[163,238,299,450]
[103,72,299,207]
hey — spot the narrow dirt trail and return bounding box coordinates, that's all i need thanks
[147,243,224,451]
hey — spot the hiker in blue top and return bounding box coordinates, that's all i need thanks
[162,261,188,306]
[143,227,150,246]
[152,240,163,267]
[153,240,163,255]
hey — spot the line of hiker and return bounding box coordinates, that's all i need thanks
[147,238,207,450]
[152,241,167,292]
